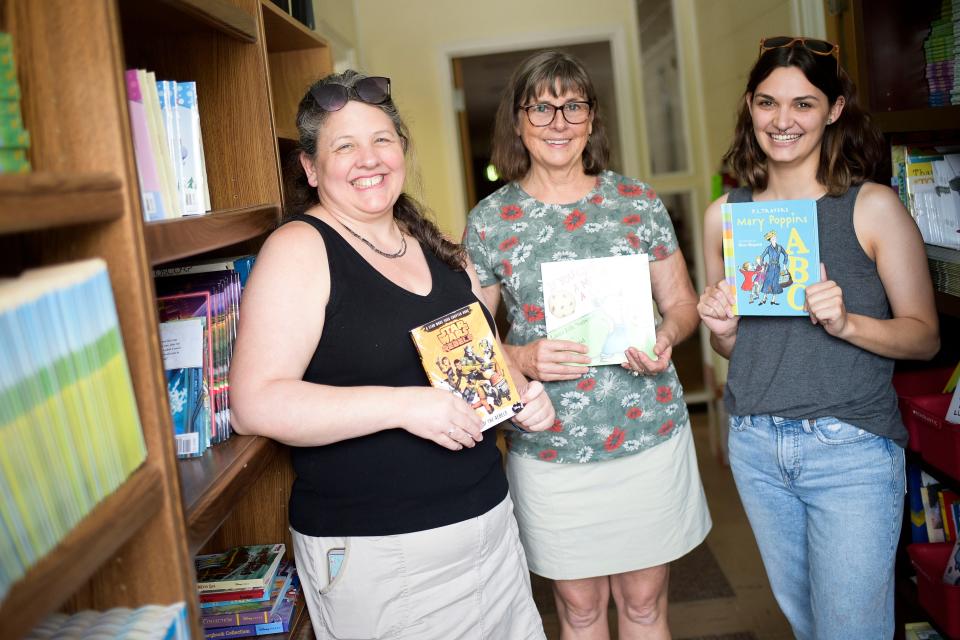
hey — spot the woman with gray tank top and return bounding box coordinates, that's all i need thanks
[697,37,940,639]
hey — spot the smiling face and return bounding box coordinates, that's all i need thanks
[517,84,593,175]
[748,65,844,169]
[300,100,405,221]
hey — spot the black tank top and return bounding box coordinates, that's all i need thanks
[285,214,507,536]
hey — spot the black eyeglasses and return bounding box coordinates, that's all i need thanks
[521,101,592,127]
[310,76,391,112]
[759,36,839,76]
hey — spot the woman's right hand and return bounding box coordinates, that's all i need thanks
[510,339,591,381]
[398,387,484,451]
[697,279,739,338]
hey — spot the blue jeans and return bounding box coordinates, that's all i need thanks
[728,414,905,640]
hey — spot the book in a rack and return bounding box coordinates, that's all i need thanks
[410,301,523,430]
[721,198,820,316]
[201,562,295,628]
[195,543,285,593]
[541,254,657,365]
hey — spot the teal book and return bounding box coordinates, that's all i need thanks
[721,199,820,316]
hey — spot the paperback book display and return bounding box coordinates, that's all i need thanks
[23,603,189,639]
[541,254,657,365]
[891,145,960,251]
[126,68,210,221]
[921,0,959,108]
[721,199,820,316]
[0,32,30,174]
[202,563,301,638]
[410,301,523,430]
[0,259,147,604]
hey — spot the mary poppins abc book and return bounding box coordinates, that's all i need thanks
[410,301,523,430]
[722,198,820,316]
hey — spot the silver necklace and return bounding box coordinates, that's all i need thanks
[335,217,407,259]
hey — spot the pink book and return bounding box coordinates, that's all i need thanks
[125,69,167,221]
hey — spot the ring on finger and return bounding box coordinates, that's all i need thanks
[631,370,640,377]
[447,427,456,438]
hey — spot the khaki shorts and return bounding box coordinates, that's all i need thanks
[291,495,546,640]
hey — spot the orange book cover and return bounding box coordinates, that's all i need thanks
[410,301,523,430]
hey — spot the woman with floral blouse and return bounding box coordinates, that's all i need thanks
[464,50,711,639]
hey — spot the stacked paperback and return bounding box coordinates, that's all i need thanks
[0,259,147,604]
[24,603,189,639]
[125,69,210,221]
[0,32,30,174]
[196,544,301,638]
[155,255,255,458]
[922,0,959,107]
[891,145,960,251]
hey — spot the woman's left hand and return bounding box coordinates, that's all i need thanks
[621,334,672,377]
[805,264,848,338]
[512,381,556,432]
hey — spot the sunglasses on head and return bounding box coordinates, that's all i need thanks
[759,36,839,76]
[310,76,391,112]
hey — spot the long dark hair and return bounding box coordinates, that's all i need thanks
[286,70,465,270]
[491,50,610,182]
[722,43,884,196]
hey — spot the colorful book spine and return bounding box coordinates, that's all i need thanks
[0,32,30,174]
[24,603,190,640]
[125,69,167,220]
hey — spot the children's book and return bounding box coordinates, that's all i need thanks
[410,301,523,430]
[721,198,820,316]
[125,70,167,221]
[920,472,946,543]
[199,586,270,605]
[195,543,285,593]
[201,562,295,627]
[541,254,657,365]
[905,621,946,639]
[203,575,300,639]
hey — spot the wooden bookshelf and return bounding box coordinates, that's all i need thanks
[0,0,331,637]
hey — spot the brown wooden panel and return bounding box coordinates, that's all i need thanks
[144,204,280,265]
[0,172,123,233]
[268,48,331,136]
[0,465,163,640]
[261,0,326,52]
[873,106,960,134]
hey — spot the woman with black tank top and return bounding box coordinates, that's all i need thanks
[230,71,555,640]
[698,38,940,639]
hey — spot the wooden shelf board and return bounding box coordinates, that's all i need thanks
[0,464,164,639]
[873,106,960,134]
[144,204,280,265]
[0,172,124,234]
[179,435,283,555]
[276,127,299,144]
[261,0,327,52]
[120,0,258,42]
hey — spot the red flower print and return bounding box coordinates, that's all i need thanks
[658,420,675,435]
[539,449,558,461]
[656,386,673,403]
[499,236,518,251]
[500,205,524,220]
[618,183,642,197]
[604,428,626,452]
[645,188,657,199]
[622,214,641,225]
[564,209,586,231]
[591,194,604,205]
[501,259,513,276]
[549,419,564,433]
[577,378,596,392]
[626,407,643,420]
[653,244,669,260]
[523,304,544,323]
[479,230,486,240]
[626,232,641,249]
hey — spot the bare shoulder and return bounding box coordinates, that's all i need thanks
[258,218,328,271]
[704,192,731,226]
[853,182,921,256]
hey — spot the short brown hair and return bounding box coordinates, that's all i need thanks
[491,51,610,182]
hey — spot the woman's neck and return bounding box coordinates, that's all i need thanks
[756,154,826,201]
[520,164,595,204]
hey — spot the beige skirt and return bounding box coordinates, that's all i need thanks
[506,421,712,580]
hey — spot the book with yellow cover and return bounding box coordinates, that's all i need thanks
[410,302,523,431]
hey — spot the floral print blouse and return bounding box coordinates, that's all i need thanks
[464,170,689,464]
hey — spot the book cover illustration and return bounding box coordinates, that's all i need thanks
[202,573,300,639]
[945,538,960,585]
[410,301,523,431]
[201,562,296,627]
[195,543,285,593]
[541,254,657,365]
[721,199,820,316]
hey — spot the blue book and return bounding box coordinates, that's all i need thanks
[721,198,820,316]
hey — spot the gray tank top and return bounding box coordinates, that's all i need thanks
[724,185,905,446]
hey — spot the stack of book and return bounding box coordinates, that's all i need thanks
[196,544,300,638]
[927,244,960,297]
[24,602,189,639]
[125,69,210,221]
[0,259,147,602]
[890,145,960,251]
[154,255,255,458]
[922,0,959,107]
[0,32,30,174]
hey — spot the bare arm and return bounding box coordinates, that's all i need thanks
[697,194,739,358]
[229,221,481,449]
[804,183,939,359]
